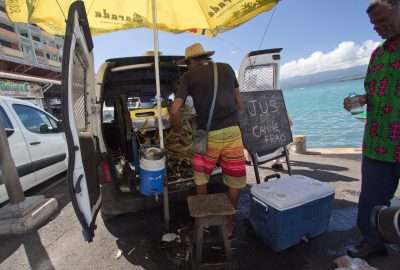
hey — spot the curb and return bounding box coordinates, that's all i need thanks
[0,198,59,235]
[291,148,362,160]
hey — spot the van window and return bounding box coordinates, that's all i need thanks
[13,104,57,134]
[0,106,12,129]
[243,65,276,92]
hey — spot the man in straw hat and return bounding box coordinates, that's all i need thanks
[170,43,247,237]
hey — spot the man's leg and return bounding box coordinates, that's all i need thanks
[196,184,207,195]
[227,187,241,236]
[219,126,247,237]
[348,156,400,258]
[358,157,399,246]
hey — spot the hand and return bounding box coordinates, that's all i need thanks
[343,95,367,111]
[343,96,352,111]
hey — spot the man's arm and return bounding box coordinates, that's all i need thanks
[358,94,367,106]
[170,97,185,134]
[234,87,241,111]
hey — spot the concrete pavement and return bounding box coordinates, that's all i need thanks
[0,152,399,270]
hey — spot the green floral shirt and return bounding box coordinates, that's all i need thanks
[363,38,400,163]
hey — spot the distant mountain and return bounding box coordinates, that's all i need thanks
[280,65,368,89]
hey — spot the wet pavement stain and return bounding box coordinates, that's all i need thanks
[343,189,361,197]
[328,206,357,231]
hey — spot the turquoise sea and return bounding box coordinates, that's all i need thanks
[282,79,365,148]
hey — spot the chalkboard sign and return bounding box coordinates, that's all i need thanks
[238,90,293,153]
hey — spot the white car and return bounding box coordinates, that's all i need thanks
[0,96,67,204]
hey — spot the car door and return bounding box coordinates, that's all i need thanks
[10,101,67,184]
[237,48,290,163]
[62,1,103,242]
[0,101,35,204]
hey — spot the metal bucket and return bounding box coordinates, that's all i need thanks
[140,146,166,160]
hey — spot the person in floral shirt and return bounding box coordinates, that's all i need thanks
[343,0,400,259]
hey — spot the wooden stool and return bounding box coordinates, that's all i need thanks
[187,193,236,269]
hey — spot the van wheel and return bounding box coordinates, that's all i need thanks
[101,211,116,221]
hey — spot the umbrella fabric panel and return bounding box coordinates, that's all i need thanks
[5,0,279,36]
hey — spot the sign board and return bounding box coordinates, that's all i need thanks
[0,79,43,98]
[238,90,293,153]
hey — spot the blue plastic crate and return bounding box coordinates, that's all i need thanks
[250,175,335,252]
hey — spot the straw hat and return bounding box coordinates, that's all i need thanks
[177,43,214,64]
[143,50,162,56]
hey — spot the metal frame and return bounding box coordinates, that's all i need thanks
[251,145,292,184]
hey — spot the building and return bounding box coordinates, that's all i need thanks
[0,0,63,117]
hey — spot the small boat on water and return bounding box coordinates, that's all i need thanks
[354,111,366,123]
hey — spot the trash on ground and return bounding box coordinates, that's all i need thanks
[334,255,378,270]
[162,233,180,242]
[115,249,123,260]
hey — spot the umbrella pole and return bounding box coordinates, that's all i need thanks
[152,0,170,231]
[151,0,164,149]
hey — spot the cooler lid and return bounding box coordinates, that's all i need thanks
[250,175,335,211]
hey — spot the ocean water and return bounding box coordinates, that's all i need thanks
[282,79,365,148]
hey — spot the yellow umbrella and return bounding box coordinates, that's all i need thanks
[6,0,279,36]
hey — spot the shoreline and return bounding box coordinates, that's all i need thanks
[290,147,362,160]
[306,147,362,154]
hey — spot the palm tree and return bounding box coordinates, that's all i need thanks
[232,11,241,19]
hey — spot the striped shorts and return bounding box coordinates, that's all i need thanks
[192,125,247,189]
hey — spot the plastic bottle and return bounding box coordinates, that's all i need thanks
[348,92,364,115]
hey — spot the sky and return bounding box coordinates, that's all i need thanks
[92,0,381,80]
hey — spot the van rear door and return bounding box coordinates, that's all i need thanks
[237,49,292,178]
[238,48,282,92]
[61,1,102,242]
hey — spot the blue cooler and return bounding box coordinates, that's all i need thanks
[250,175,335,252]
[139,156,165,196]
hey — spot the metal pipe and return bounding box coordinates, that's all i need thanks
[151,0,164,149]
[0,71,61,85]
[0,119,25,204]
[151,0,170,231]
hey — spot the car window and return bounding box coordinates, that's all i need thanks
[47,115,58,128]
[0,106,12,129]
[13,104,57,134]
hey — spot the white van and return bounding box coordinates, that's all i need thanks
[0,96,67,204]
[62,2,282,242]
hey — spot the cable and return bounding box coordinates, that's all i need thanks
[55,0,67,23]
[216,36,246,53]
[257,3,278,51]
[252,3,279,65]
[55,0,79,41]
[86,0,96,15]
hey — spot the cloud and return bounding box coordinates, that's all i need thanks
[280,40,380,80]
